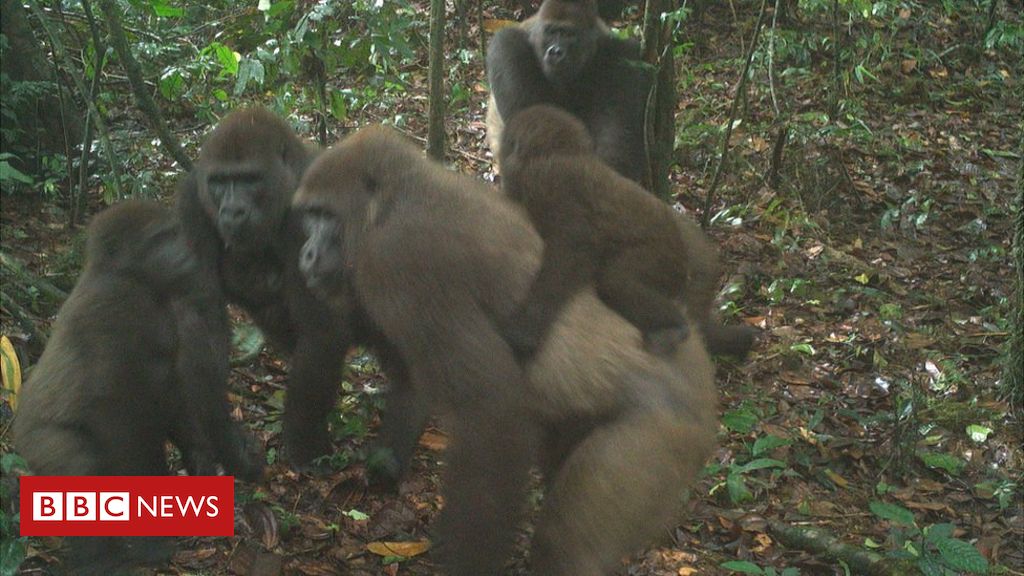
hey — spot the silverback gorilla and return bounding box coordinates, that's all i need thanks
[486,0,653,184]
[293,125,718,576]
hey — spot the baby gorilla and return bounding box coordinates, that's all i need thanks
[13,201,260,575]
[499,104,692,356]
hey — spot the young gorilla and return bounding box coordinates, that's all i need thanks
[13,201,259,575]
[176,107,351,466]
[500,104,694,357]
[294,125,718,576]
[486,0,653,185]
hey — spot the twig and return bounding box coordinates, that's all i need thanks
[768,520,917,576]
[72,0,108,227]
[96,0,193,172]
[0,252,68,304]
[23,0,123,200]
[700,0,769,227]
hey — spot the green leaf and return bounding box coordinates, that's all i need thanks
[204,42,239,76]
[919,452,965,476]
[0,453,28,475]
[330,90,349,122]
[734,458,787,474]
[789,342,815,355]
[0,161,33,184]
[869,500,916,527]
[343,509,369,521]
[965,424,992,443]
[934,537,988,574]
[720,560,764,574]
[150,0,184,17]
[722,408,759,434]
[231,322,265,364]
[726,473,753,504]
[0,538,25,576]
[234,58,265,96]
[752,435,791,457]
[924,523,956,543]
[916,556,946,576]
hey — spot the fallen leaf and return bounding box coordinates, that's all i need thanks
[419,429,449,451]
[824,468,850,488]
[366,540,432,558]
[483,19,517,33]
[901,59,918,74]
[678,568,698,576]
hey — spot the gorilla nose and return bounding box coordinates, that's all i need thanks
[218,204,248,238]
[545,45,564,65]
[299,242,318,280]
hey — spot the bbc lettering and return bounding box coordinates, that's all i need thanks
[32,492,220,522]
[33,492,130,521]
[20,476,233,536]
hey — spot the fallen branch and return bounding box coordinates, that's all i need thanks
[768,520,917,576]
[0,252,68,303]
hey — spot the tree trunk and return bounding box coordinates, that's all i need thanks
[641,0,676,198]
[1004,134,1024,416]
[426,0,447,161]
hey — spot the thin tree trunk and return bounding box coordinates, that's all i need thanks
[426,0,447,161]
[72,0,107,226]
[96,0,193,172]
[641,0,676,198]
[701,0,768,228]
[1004,130,1024,416]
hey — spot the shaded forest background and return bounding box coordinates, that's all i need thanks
[0,0,1022,574]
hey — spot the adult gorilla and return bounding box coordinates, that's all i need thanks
[294,126,718,576]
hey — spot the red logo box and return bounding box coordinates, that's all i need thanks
[20,476,234,536]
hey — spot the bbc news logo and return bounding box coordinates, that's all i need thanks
[20,476,234,536]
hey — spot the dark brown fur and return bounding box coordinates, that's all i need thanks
[176,107,350,466]
[294,125,718,576]
[500,104,693,356]
[13,201,259,575]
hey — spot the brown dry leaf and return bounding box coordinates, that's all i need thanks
[905,501,950,512]
[678,568,699,575]
[901,59,918,74]
[905,333,936,349]
[366,540,432,558]
[293,559,341,576]
[483,18,518,33]
[419,429,449,451]
[172,546,219,564]
[824,468,850,488]
[750,135,769,152]
[752,532,773,553]
[899,7,911,18]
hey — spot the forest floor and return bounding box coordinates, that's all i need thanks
[2,2,1023,575]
